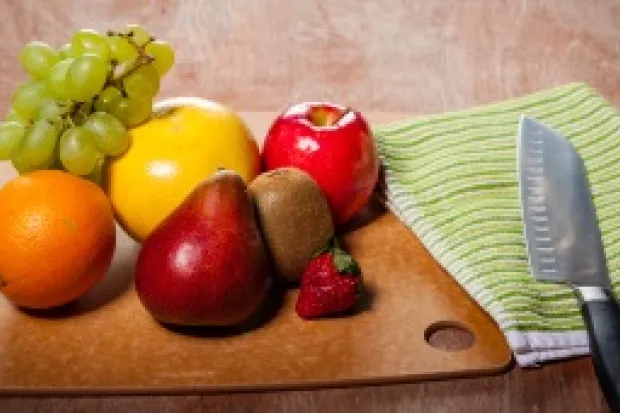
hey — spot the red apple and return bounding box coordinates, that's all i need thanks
[261,102,380,225]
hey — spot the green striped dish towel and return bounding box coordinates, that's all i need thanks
[373,83,620,366]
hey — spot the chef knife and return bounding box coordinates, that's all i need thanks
[518,115,620,411]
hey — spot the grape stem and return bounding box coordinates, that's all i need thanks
[64,103,81,127]
[109,34,155,84]
[92,32,156,113]
[110,54,154,83]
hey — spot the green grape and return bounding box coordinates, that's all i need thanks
[94,86,122,113]
[46,58,74,99]
[19,41,59,79]
[107,35,139,65]
[125,24,152,46]
[112,97,152,127]
[0,122,26,159]
[145,40,174,76]
[83,111,129,156]
[11,119,59,173]
[58,43,73,60]
[5,107,30,125]
[71,29,111,61]
[12,80,51,120]
[35,99,67,121]
[122,63,160,100]
[66,54,109,102]
[59,126,99,175]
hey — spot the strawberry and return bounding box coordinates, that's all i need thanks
[295,238,362,319]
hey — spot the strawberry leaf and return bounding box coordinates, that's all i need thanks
[333,247,361,275]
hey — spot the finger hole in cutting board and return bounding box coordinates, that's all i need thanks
[425,321,476,351]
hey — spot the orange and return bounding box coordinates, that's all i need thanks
[0,170,116,309]
[105,97,261,242]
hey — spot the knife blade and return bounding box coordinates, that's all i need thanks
[518,115,620,411]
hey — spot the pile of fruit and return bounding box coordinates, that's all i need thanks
[0,25,381,329]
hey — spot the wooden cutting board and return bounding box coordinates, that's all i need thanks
[0,112,512,394]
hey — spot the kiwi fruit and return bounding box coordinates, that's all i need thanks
[248,167,334,283]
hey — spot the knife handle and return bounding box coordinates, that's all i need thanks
[577,286,620,412]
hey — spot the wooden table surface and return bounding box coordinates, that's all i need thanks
[0,0,618,412]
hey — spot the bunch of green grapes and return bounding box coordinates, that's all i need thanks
[0,24,174,181]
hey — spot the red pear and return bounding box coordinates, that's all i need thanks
[135,170,272,327]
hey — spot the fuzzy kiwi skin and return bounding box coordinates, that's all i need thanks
[248,167,335,283]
